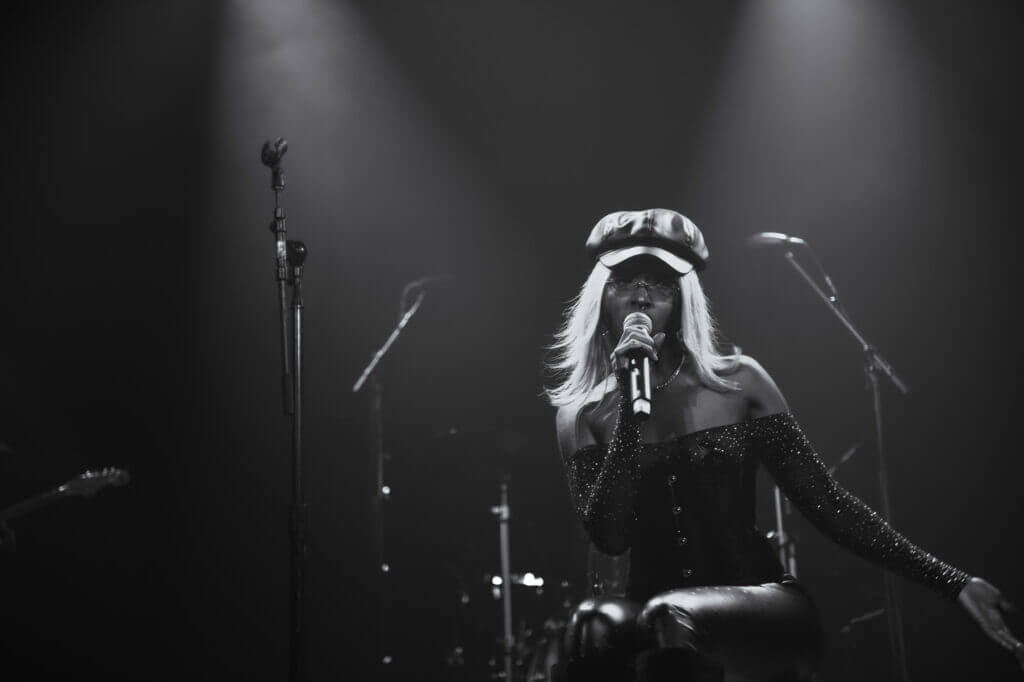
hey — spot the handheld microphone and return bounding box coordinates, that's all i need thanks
[745,232,807,248]
[622,312,653,420]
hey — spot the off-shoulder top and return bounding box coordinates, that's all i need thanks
[562,384,971,603]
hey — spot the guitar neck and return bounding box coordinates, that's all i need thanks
[0,488,67,524]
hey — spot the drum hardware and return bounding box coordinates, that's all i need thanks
[840,607,886,635]
[767,485,799,578]
[522,618,567,682]
[487,572,547,598]
[477,479,576,682]
[490,481,514,682]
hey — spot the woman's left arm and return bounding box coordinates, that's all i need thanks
[740,357,1024,668]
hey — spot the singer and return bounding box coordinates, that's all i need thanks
[545,209,1021,681]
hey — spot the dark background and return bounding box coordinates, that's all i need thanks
[0,0,1017,680]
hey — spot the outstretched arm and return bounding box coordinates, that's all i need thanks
[756,412,970,597]
[743,357,1023,668]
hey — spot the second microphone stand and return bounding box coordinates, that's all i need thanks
[352,282,429,681]
[780,247,911,682]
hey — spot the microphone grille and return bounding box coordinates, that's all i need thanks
[623,312,653,331]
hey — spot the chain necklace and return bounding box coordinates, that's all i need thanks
[655,354,686,392]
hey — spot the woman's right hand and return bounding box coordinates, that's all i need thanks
[609,321,666,371]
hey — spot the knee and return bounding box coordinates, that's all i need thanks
[637,595,699,651]
[565,597,640,659]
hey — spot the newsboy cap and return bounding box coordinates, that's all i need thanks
[585,208,708,274]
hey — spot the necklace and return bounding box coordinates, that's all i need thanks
[654,354,685,392]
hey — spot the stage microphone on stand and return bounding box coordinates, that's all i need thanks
[745,231,840,302]
[746,226,912,679]
[745,232,807,248]
[399,274,453,317]
[622,312,654,421]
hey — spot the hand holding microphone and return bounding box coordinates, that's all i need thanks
[610,312,665,420]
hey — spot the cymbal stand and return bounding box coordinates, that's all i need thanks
[491,481,514,682]
[770,486,798,577]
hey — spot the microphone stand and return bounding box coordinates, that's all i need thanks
[261,138,309,682]
[352,284,429,681]
[779,248,911,682]
[287,239,308,682]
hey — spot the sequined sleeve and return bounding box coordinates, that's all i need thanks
[562,372,642,556]
[754,412,971,600]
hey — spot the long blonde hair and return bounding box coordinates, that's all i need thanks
[545,262,739,409]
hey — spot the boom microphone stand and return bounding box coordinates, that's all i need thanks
[352,279,432,680]
[261,137,309,682]
[755,234,911,682]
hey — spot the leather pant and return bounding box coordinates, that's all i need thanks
[562,580,823,682]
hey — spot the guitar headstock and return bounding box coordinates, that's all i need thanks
[59,468,131,499]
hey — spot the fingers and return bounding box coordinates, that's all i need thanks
[619,327,664,350]
[613,338,659,363]
[615,328,660,361]
[980,611,1021,654]
[961,579,1024,668]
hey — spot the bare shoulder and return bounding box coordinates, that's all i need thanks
[555,403,581,446]
[554,403,587,461]
[554,381,610,458]
[728,354,790,417]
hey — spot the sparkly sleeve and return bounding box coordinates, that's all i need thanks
[754,413,971,600]
[562,372,642,556]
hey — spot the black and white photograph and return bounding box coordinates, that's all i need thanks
[1,1,1018,680]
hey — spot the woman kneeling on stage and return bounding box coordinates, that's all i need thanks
[546,209,1021,681]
